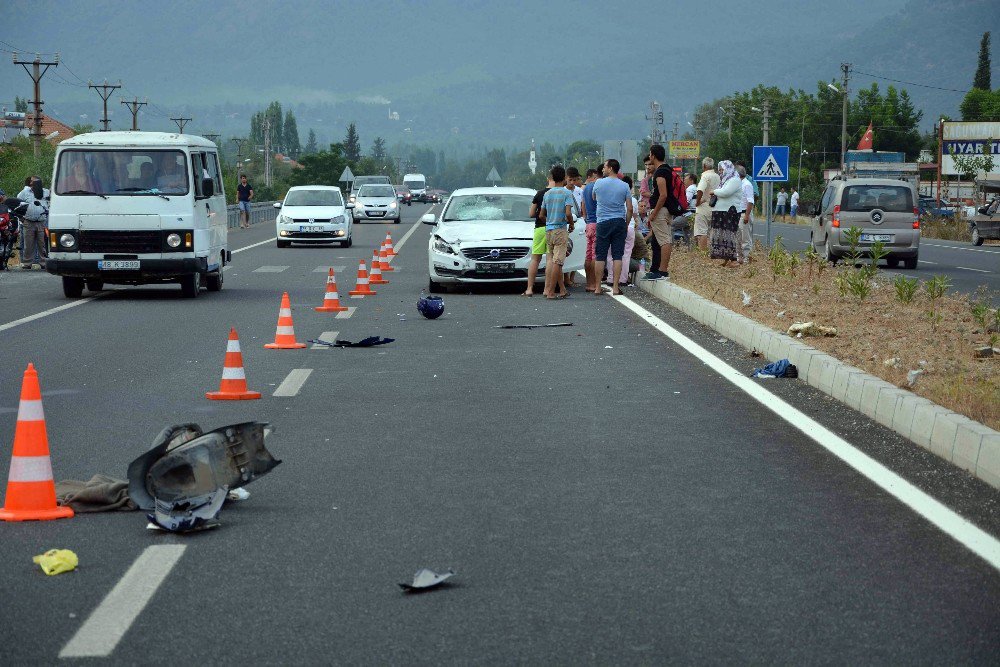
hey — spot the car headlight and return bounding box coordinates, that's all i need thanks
[332,214,345,224]
[433,237,456,255]
[389,201,397,209]
[166,233,182,248]
[59,233,76,249]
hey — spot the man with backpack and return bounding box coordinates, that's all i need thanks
[643,144,685,280]
[20,180,48,270]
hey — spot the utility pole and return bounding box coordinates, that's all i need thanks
[672,122,678,141]
[88,79,121,131]
[839,62,851,176]
[170,117,192,134]
[121,97,147,131]
[263,116,272,188]
[203,133,221,144]
[796,111,806,196]
[13,52,60,157]
[645,101,664,144]
[763,99,773,246]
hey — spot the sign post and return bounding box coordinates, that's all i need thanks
[753,145,789,247]
[338,166,355,196]
[487,166,501,186]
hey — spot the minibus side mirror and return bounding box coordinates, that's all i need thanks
[201,178,214,198]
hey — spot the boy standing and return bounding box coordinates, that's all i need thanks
[538,165,575,299]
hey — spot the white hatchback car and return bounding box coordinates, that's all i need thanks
[422,186,584,291]
[353,184,400,223]
[275,185,353,248]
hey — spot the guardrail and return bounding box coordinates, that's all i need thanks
[226,201,278,229]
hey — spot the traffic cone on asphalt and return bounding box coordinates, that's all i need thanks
[378,244,394,272]
[384,232,396,258]
[206,328,262,400]
[349,260,376,296]
[315,268,348,312]
[264,292,307,349]
[0,364,74,522]
[369,250,388,284]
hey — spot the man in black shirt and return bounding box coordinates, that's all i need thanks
[236,175,254,229]
[522,175,554,296]
[645,144,674,280]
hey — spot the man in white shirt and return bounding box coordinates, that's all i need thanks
[776,187,788,221]
[737,165,754,263]
[790,188,800,219]
[694,157,719,251]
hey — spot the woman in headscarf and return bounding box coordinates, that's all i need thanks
[708,160,743,266]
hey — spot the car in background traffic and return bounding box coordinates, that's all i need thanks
[349,175,391,205]
[393,185,413,205]
[353,184,400,223]
[423,186,585,292]
[275,185,353,248]
[918,195,955,218]
[810,177,920,269]
[970,178,1000,246]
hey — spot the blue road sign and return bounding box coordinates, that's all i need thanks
[752,145,789,182]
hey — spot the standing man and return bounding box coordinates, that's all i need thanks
[737,164,755,262]
[522,173,554,296]
[592,159,632,296]
[538,166,575,300]
[694,157,719,251]
[565,167,583,287]
[776,187,788,221]
[644,144,674,280]
[237,174,254,229]
[789,188,800,220]
[19,180,48,270]
[580,168,600,292]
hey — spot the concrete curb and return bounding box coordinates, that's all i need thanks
[638,279,1000,490]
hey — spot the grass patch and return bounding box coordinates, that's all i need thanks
[920,215,972,242]
[664,240,1000,430]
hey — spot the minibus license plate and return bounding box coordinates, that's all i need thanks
[860,233,893,242]
[98,260,140,270]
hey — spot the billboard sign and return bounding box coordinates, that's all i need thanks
[669,140,700,159]
[941,122,1000,175]
[602,140,638,175]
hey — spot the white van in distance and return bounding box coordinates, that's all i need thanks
[403,172,427,201]
[46,132,229,298]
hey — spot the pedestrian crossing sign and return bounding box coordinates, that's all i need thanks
[752,145,789,182]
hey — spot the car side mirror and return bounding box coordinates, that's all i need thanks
[201,178,214,198]
[809,204,820,216]
[421,213,437,225]
[273,202,282,209]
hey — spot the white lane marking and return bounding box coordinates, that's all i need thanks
[314,265,346,273]
[0,295,104,333]
[273,368,312,397]
[350,295,365,299]
[253,265,290,273]
[919,260,940,265]
[59,545,187,658]
[232,237,277,254]
[608,282,1000,572]
[956,266,992,273]
[312,331,338,349]
[392,205,435,254]
[335,307,356,319]
[923,241,1000,255]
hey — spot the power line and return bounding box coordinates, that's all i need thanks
[853,69,970,94]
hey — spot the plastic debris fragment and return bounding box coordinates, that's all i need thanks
[33,549,78,576]
[399,568,455,593]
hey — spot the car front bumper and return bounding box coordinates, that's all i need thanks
[276,222,348,243]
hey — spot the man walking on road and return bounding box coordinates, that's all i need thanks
[593,159,632,296]
[237,174,254,229]
[538,166,575,299]
[776,187,788,221]
[644,144,674,280]
[523,174,555,296]
[694,157,719,251]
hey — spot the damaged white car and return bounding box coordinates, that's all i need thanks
[422,187,585,292]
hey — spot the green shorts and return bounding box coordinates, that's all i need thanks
[532,226,547,255]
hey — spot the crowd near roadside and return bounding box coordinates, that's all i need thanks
[523,144,802,299]
[0,175,50,271]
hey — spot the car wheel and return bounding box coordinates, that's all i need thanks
[394,217,401,224]
[886,258,900,268]
[86,279,104,291]
[206,267,223,292]
[180,272,201,298]
[62,276,84,298]
[277,240,291,248]
[346,236,353,248]
[822,237,838,265]
[903,256,918,270]
[972,225,983,246]
[428,278,444,293]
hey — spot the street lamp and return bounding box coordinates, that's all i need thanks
[828,83,847,174]
[798,149,808,194]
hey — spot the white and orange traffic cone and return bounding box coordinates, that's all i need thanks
[349,260,376,296]
[0,364,73,522]
[315,268,348,312]
[384,231,397,258]
[369,249,388,285]
[264,292,307,349]
[378,243,394,272]
[206,328,262,400]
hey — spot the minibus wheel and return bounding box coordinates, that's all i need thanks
[86,279,104,291]
[206,267,223,292]
[62,277,84,298]
[180,272,201,298]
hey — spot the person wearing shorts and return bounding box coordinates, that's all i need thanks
[539,166,575,299]
[236,175,254,228]
[642,144,676,280]
[592,159,632,296]
[523,176,554,296]
[695,157,719,251]
[581,168,599,291]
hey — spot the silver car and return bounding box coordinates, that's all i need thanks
[810,177,920,269]
[353,184,401,223]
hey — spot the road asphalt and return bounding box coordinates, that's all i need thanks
[0,204,998,664]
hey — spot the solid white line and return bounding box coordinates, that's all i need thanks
[59,545,187,658]
[231,236,277,254]
[923,241,1000,255]
[392,204,435,254]
[311,331,338,349]
[335,307,356,319]
[273,368,312,397]
[0,295,103,333]
[611,288,1000,572]
[957,266,991,273]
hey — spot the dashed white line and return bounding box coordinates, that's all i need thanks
[313,265,346,273]
[253,265,290,273]
[59,545,187,658]
[0,296,105,333]
[391,205,435,253]
[273,368,313,397]
[312,331,338,349]
[919,260,939,265]
[957,266,992,273]
[335,307,357,319]
[923,241,1000,255]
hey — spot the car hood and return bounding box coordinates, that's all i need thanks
[435,220,534,244]
[357,197,396,205]
[280,205,346,218]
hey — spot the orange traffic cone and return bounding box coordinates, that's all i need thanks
[384,232,397,258]
[369,250,388,285]
[206,328,262,400]
[349,260,376,296]
[315,268,348,312]
[0,364,73,522]
[264,292,307,349]
[378,244,394,272]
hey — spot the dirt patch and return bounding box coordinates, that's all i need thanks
[664,245,1000,431]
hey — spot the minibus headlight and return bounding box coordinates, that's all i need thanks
[59,233,76,249]
[166,233,182,248]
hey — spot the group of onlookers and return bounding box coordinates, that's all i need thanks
[0,175,50,270]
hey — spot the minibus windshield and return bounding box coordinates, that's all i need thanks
[55,150,189,196]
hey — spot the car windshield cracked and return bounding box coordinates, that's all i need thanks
[442,194,534,222]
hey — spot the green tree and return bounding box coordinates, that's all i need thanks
[304,128,318,155]
[290,143,348,188]
[960,88,1000,121]
[974,31,991,90]
[371,136,387,161]
[343,122,361,163]
[283,110,300,158]
[72,123,95,134]
[14,97,28,113]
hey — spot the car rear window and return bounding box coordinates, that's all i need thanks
[841,185,912,212]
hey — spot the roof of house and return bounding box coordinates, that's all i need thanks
[24,113,76,143]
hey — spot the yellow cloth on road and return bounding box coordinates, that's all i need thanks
[33,549,79,576]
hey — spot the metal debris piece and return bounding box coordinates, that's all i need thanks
[399,568,455,593]
[147,488,227,533]
[309,336,395,347]
[495,323,573,329]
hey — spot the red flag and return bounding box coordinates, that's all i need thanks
[856,122,873,150]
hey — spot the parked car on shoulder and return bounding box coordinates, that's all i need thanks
[970,178,1000,246]
[918,195,955,218]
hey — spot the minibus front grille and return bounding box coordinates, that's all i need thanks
[78,230,162,254]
